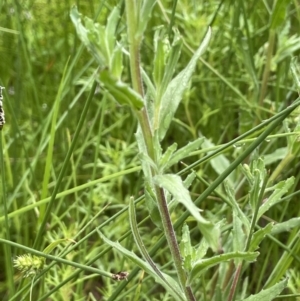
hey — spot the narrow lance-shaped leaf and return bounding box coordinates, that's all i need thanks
[158,27,211,141]
[271,217,300,235]
[137,0,157,38]
[202,138,236,186]
[270,0,290,30]
[188,251,259,285]
[242,278,288,301]
[129,198,181,297]
[159,142,177,172]
[145,182,163,229]
[232,212,246,255]
[153,29,169,90]
[105,7,119,55]
[290,56,300,94]
[110,44,123,79]
[97,230,186,301]
[153,174,207,224]
[224,180,250,232]
[248,223,273,252]
[179,224,195,272]
[258,177,294,219]
[163,137,205,170]
[70,6,105,65]
[159,29,182,98]
[153,174,221,251]
[99,69,144,110]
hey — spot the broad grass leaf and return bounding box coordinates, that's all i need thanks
[158,28,211,141]
[98,230,185,301]
[188,251,259,285]
[242,278,288,301]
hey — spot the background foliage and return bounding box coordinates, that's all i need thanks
[1,0,300,300]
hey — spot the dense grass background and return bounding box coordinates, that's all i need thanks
[1,0,300,300]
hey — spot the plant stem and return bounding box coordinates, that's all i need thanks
[228,173,268,301]
[125,1,195,299]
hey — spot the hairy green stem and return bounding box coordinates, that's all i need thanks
[125,0,195,299]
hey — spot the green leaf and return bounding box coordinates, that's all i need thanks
[157,27,211,141]
[159,142,177,171]
[137,0,157,38]
[183,172,196,189]
[97,230,185,301]
[258,177,294,219]
[136,126,152,180]
[249,169,262,210]
[153,28,169,90]
[195,239,209,261]
[232,212,246,255]
[99,69,144,110]
[264,147,287,165]
[289,121,300,156]
[105,7,120,55]
[43,239,76,255]
[159,29,182,98]
[271,217,300,235]
[145,182,163,229]
[163,137,205,170]
[179,224,195,271]
[188,251,259,284]
[270,0,290,30]
[198,221,221,253]
[153,174,207,224]
[224,180,250,232]
[70,6,106,64]
[129,198,171,284]
[153,174,221,251]
[110,44,123,79]
[248,158,267,211]
[202,138,236,186]
[249,223,273,252]
[242,278,288,301]
[290,56,300,94]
